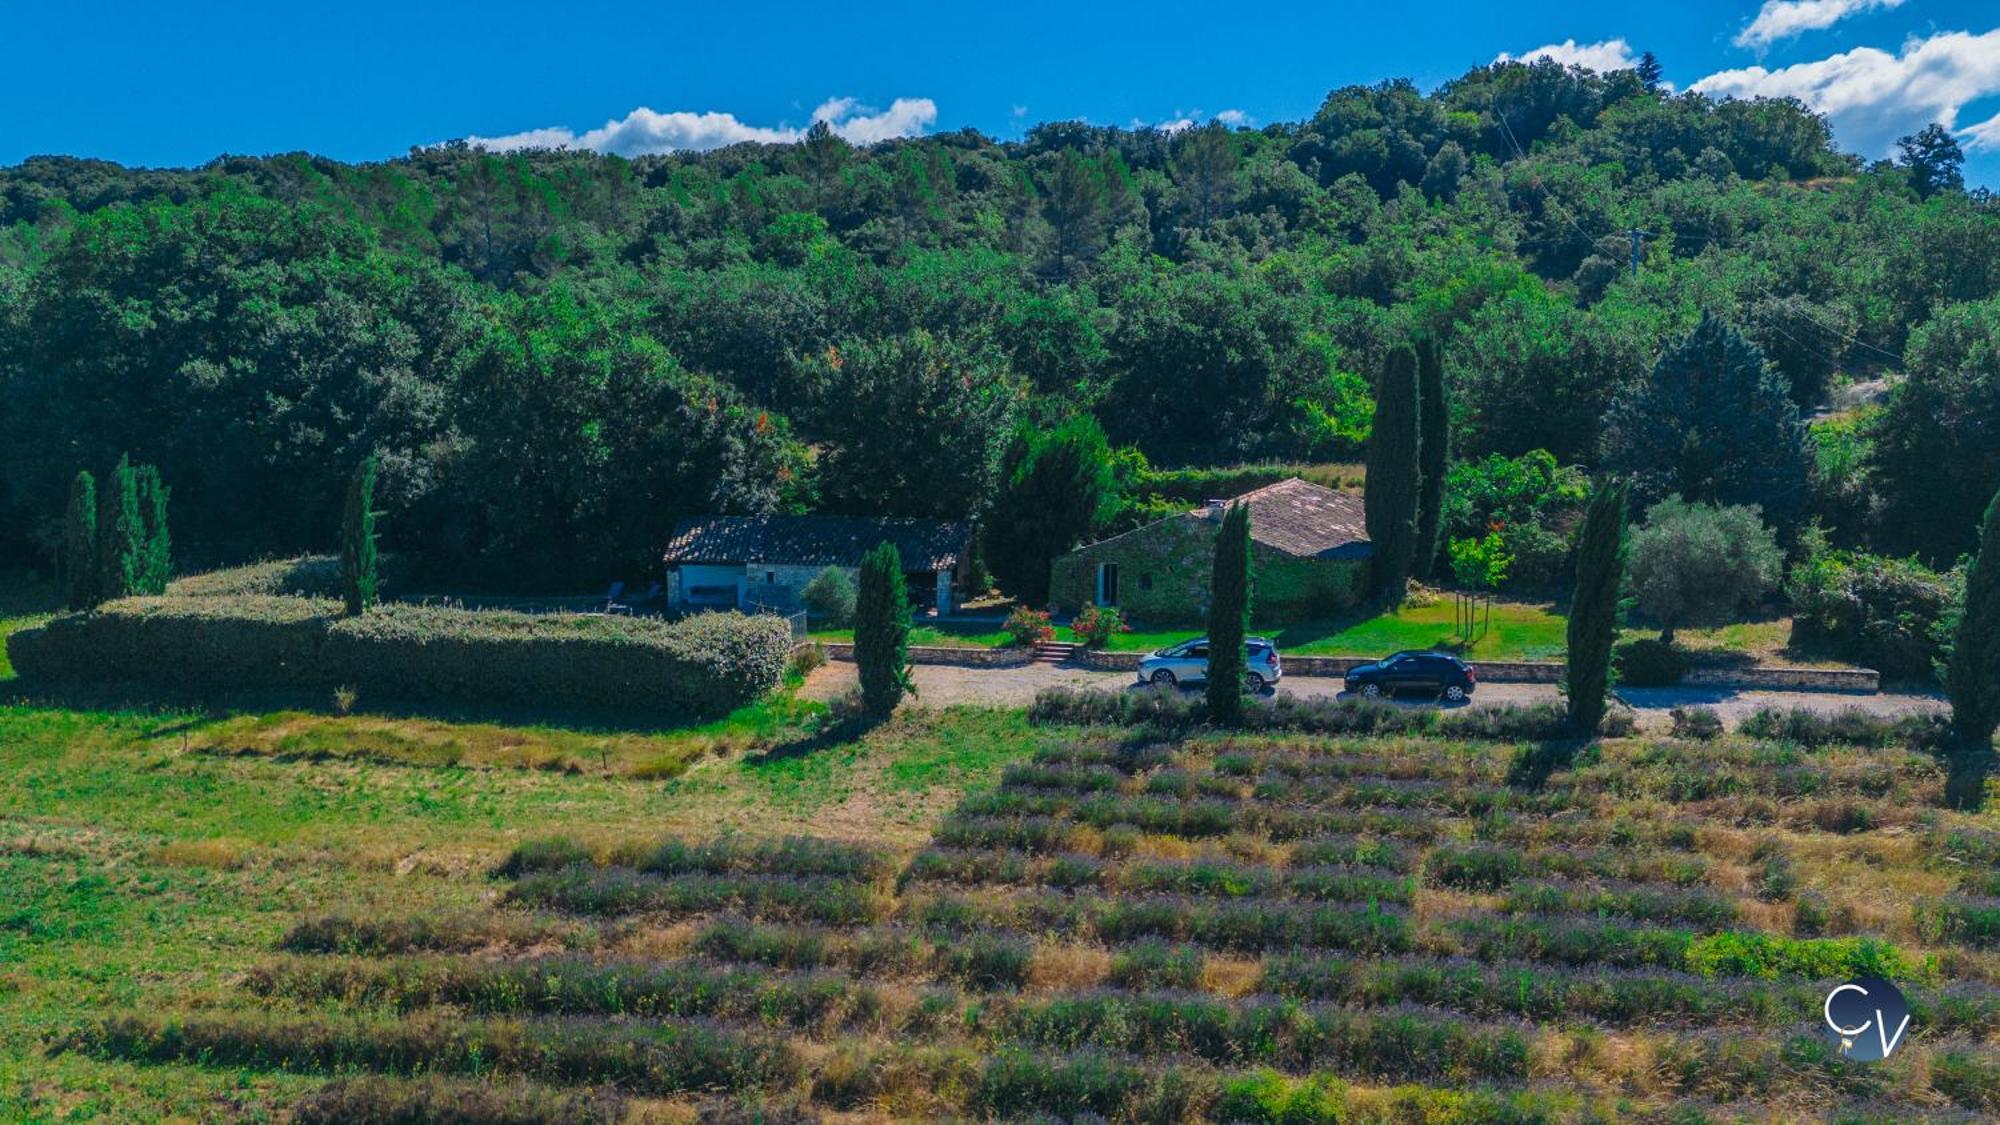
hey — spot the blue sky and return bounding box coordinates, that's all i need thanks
[5,1,1998,183]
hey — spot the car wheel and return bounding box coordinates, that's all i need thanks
[1444,684,1467,702]
[1244,672,1265,693]
[1360,682,1383,699]
[1150,669,1177,688]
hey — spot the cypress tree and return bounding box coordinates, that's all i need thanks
[135,463,171,595]
[97,454,144,602]
[1945,487,2000,808]
[1205,500,1253,723]
[855,540,913,717]
[1565,479,1629,737]
[342,455,382,616]
[1364,344,1421,601]
[1414,337,1450,580]
[63,470,98,611]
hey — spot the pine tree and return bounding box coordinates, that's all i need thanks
[135,463,171,595]
[1944,487,2000,808]
[1565,479,1629,737]
[1206,500,1252,724]
[1364,344,1422,600]
[63,470,98,611]
[1414,337,1450,581]
[855,541,913,717]
[342,455,382,616]
[97,454,144,601]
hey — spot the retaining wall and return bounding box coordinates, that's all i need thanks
[815,640,1881,692]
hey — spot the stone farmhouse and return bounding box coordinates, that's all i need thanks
[1049,478,1372,625]
[664,514,970,614]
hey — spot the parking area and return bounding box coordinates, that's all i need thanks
[799,660,1943,728]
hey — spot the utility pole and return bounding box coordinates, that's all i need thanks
[1624,228,1656,279]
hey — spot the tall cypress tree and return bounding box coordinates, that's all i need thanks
[855,541,913,717]
[63,470,98,611]
[1364,344,1422,600]
[97,454,144,602]
[1414,337,1450,580]
[342,455,382,616]
[1945,487,2000,808]
[135,463,171,595]
[1206,501,1252,724]
[1565,479,1629,737]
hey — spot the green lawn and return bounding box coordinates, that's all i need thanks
[1076,598,1570,661]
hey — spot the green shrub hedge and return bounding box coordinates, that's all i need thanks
[324,604,789,714]
[165,554,408,599]
[6,597,789,716]
[5,596,335,691]
[1614,637,1689,686]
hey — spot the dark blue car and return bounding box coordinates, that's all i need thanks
[1343,650,1477,702]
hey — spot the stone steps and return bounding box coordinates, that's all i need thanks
[1034,641,1079,664]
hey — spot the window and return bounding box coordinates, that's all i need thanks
[765,571,776,583]
[1097,562,1120,606]
[1139,573,1153,592]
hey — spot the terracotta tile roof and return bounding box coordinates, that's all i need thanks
[1192,478,1372,559]
[664,515,968,571]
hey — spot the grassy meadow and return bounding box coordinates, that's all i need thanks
[4,573,1995,1120]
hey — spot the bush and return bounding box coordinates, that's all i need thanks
[166,554,406,599]
[293,1076,627,1125]
[6,595,334,691]
[323,605,789,716]
[1670,706,1725,740]
[1070,604,1128,649]
[800,566,856,626]
[1002,606,1054,648]
[1616,637,1690,686]
[788,641,827,677]
[1626,497,1783,641]
[1737,706,1919,748]
[1788,537,1962,681]
[1029,685,1607,741]
[8,597,790,717]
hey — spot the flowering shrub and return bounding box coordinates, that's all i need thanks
[1070,604,1129,649]
[1002,606,1055,648]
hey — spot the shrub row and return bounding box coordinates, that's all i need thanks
[67,1012,800,1094]
[1214,747,1502,786]
[504,868,883,925]
[291,1075,626,1125]
[279,911,594,956]
[247,955,882,1030]
[1916,897,2000,949]
[1498,880,1739,930]
[497,833,890,882]
[909,891,1412,955]
[1423,842,1707,891]
[903,848,1411,904]
[1030,687,1625,740]
[690,917,1033,990]
[7,597,791,716]
[1435,915,1926,980]
[990,994,1531,1082]
[1736,705,1939,749]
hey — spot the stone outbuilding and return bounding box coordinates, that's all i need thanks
[665,515,970,614]
[1049,478,1372,625]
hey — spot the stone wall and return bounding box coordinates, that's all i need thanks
[816,642,1034,668]
[1050,514,1368,627]
[1685,665,1880,692]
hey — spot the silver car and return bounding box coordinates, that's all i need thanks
[1137,636,1282,691]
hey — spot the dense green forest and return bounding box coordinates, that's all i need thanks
[2,58,1996,590]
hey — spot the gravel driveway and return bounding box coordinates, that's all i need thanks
[801,660,1944,729]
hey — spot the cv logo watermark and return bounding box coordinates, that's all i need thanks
[1823,976,1911,1061]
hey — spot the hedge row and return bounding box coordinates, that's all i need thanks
[5,597,791,716]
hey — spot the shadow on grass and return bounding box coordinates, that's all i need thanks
[1505,737,1593,790]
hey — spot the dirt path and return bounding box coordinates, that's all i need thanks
[801,660,1945,729]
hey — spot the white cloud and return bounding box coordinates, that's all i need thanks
[1734,0,1904,50]
[1692,29,2000,157]
[464,96,937,155]
[1495,38,1641,73]
[1214,109,1252,127]
[1958,109,2000,151]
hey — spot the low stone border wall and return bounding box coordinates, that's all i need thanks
[815,640,1881,692]
[1685,665,1879,692]
[815,642,1034,668]
[1071,649,1877,692]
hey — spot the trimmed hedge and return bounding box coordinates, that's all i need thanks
[7,597,790,717]
[5,596,333,691]
[324,604,790,714]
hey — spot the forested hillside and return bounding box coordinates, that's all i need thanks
[2,58,1996,589]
